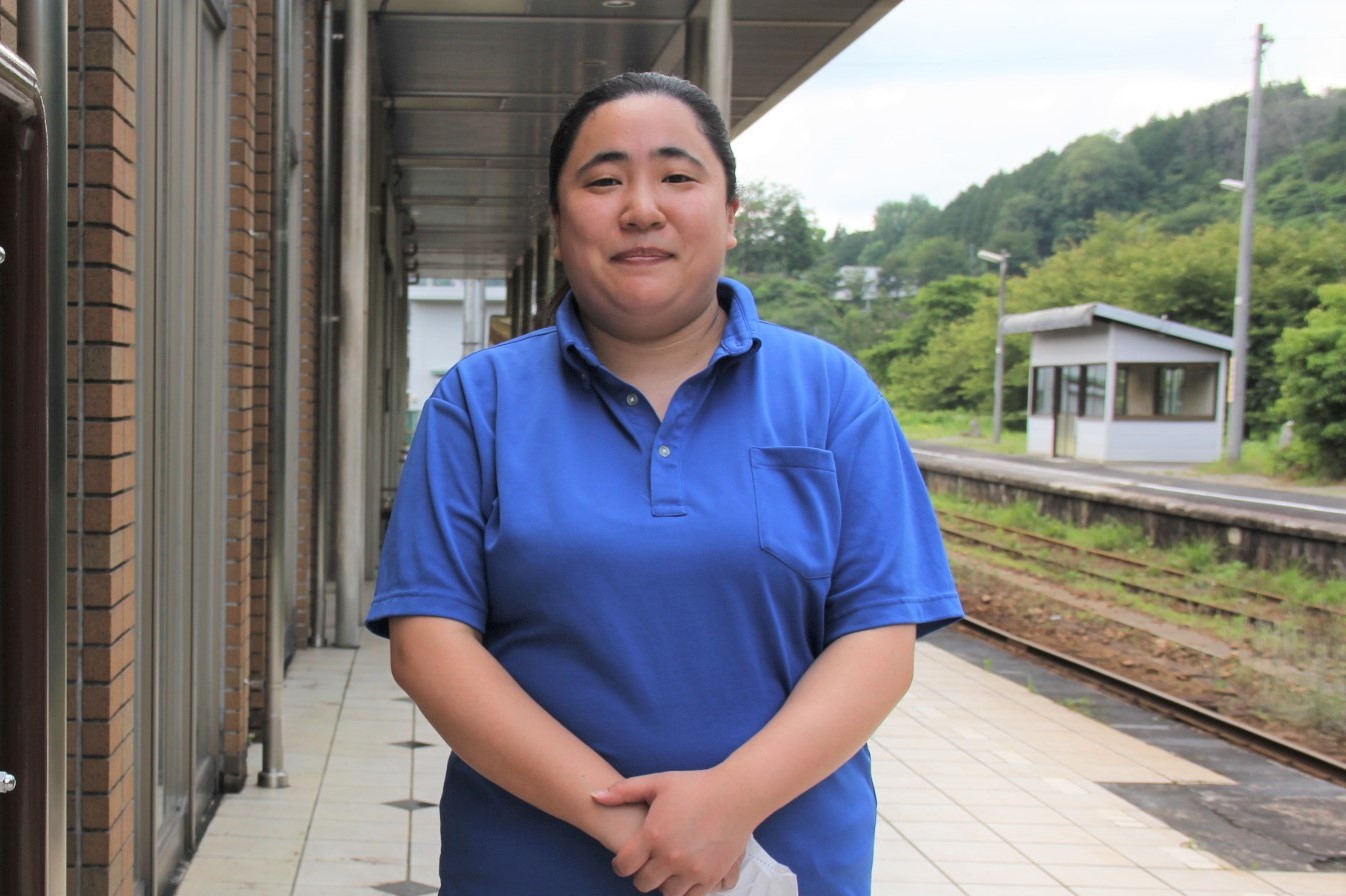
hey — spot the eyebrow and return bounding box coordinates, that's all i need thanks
[574,146,709,176]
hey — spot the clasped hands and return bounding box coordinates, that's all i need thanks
[592,767,757,896]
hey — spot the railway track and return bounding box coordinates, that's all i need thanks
[939,510,1345,630]
[955,615,1346,789]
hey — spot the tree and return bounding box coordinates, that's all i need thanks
[728,181,824,276]
[859,276,990,390]
[1273,284,1346,480]
[1045,134,1154,244]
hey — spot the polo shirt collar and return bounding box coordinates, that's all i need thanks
[557,277,763,379]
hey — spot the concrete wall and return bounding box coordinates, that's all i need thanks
[919,453,1346,579]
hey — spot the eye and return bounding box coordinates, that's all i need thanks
[586,176,621,188]
[664,173,696,184]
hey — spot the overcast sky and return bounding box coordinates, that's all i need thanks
[731,0,1346,234]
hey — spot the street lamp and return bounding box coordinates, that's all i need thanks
[977,248,1010,444]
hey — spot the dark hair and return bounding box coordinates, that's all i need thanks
[547,72,738,214]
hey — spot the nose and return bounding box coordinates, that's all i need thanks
[619,181,665,230]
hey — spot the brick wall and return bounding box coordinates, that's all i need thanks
[66,1,139,893]
[0,0,16,51]
[223,0,260,790]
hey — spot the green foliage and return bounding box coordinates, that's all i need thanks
[1044,134,1155,243]
[1273,284,1346,479]
[860,276,988,387]
[728,181,824,276]
[743,271,906,355]
[1259,137,1346,223]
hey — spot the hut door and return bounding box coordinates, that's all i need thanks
[1054,365,1081,458]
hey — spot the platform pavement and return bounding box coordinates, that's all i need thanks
[175,628,1346,896]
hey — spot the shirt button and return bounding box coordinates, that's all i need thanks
[658,445,672,458]
[625,393,638,406]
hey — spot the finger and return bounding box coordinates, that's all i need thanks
[679,883,717,896]
[592,774,657,806]
[611,838,652,879]
[655,874,696,896]
[721,854,742,889]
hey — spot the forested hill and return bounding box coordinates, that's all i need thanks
[727,82,1346,479]
[826,82,1346,275]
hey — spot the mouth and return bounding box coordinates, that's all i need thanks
[612,246,673,262]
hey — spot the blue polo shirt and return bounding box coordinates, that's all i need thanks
[368,278,962,895]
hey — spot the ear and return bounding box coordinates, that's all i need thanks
[724,198,740,251]
[551,212,563,260]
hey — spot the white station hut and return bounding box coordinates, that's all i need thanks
[1002,303,1235,463]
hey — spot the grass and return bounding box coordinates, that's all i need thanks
[897,406,1342,486]
[934,492,1341,611]
[1192,433,1281,479]
[893,409,1028,456]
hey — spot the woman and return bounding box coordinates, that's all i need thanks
[366,72,962,896]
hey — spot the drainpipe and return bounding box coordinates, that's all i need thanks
[16,4,68,893]
[259,0,296,790]
[312,0,337,647]
[336,0,370,646]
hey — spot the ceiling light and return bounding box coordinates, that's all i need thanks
[602,1,636,8]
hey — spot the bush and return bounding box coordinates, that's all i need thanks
[1273,283,1346,480]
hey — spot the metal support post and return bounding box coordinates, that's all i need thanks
[260,0,297,789]
[706,0,733,119]
[336,0,370,646]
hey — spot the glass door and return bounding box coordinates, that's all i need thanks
[1054,365,1080,458]
[136,2,228,890]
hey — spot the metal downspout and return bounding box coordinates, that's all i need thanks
[16,4,68,893]
[312,0,337,647]
[336,0,370,646]
[260,0,296,788]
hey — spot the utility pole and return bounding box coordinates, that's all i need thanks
[1226,24,1273,463]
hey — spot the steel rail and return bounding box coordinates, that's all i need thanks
[940,524,1280,627]
[955,616,1346,789]
[937,510,1346,629]
[942,510,1346,623]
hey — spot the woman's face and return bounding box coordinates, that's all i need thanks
[552,93,738,343]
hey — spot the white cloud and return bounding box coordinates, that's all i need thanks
[731,0,1346,234]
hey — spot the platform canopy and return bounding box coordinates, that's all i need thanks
[366,0,901,279]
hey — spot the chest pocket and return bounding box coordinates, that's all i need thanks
[749,446,841,579]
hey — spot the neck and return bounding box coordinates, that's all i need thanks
[582,299,726,418]
[584,298,725,381]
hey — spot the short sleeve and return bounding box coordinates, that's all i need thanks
[824,393,962,641]
[365,371,495,638]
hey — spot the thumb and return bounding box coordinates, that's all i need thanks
[591,775,657,806]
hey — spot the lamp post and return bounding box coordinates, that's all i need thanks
[977,248,1010,443]
[1222,24,1272,463]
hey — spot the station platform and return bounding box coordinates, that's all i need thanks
[175,625,1346,896]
